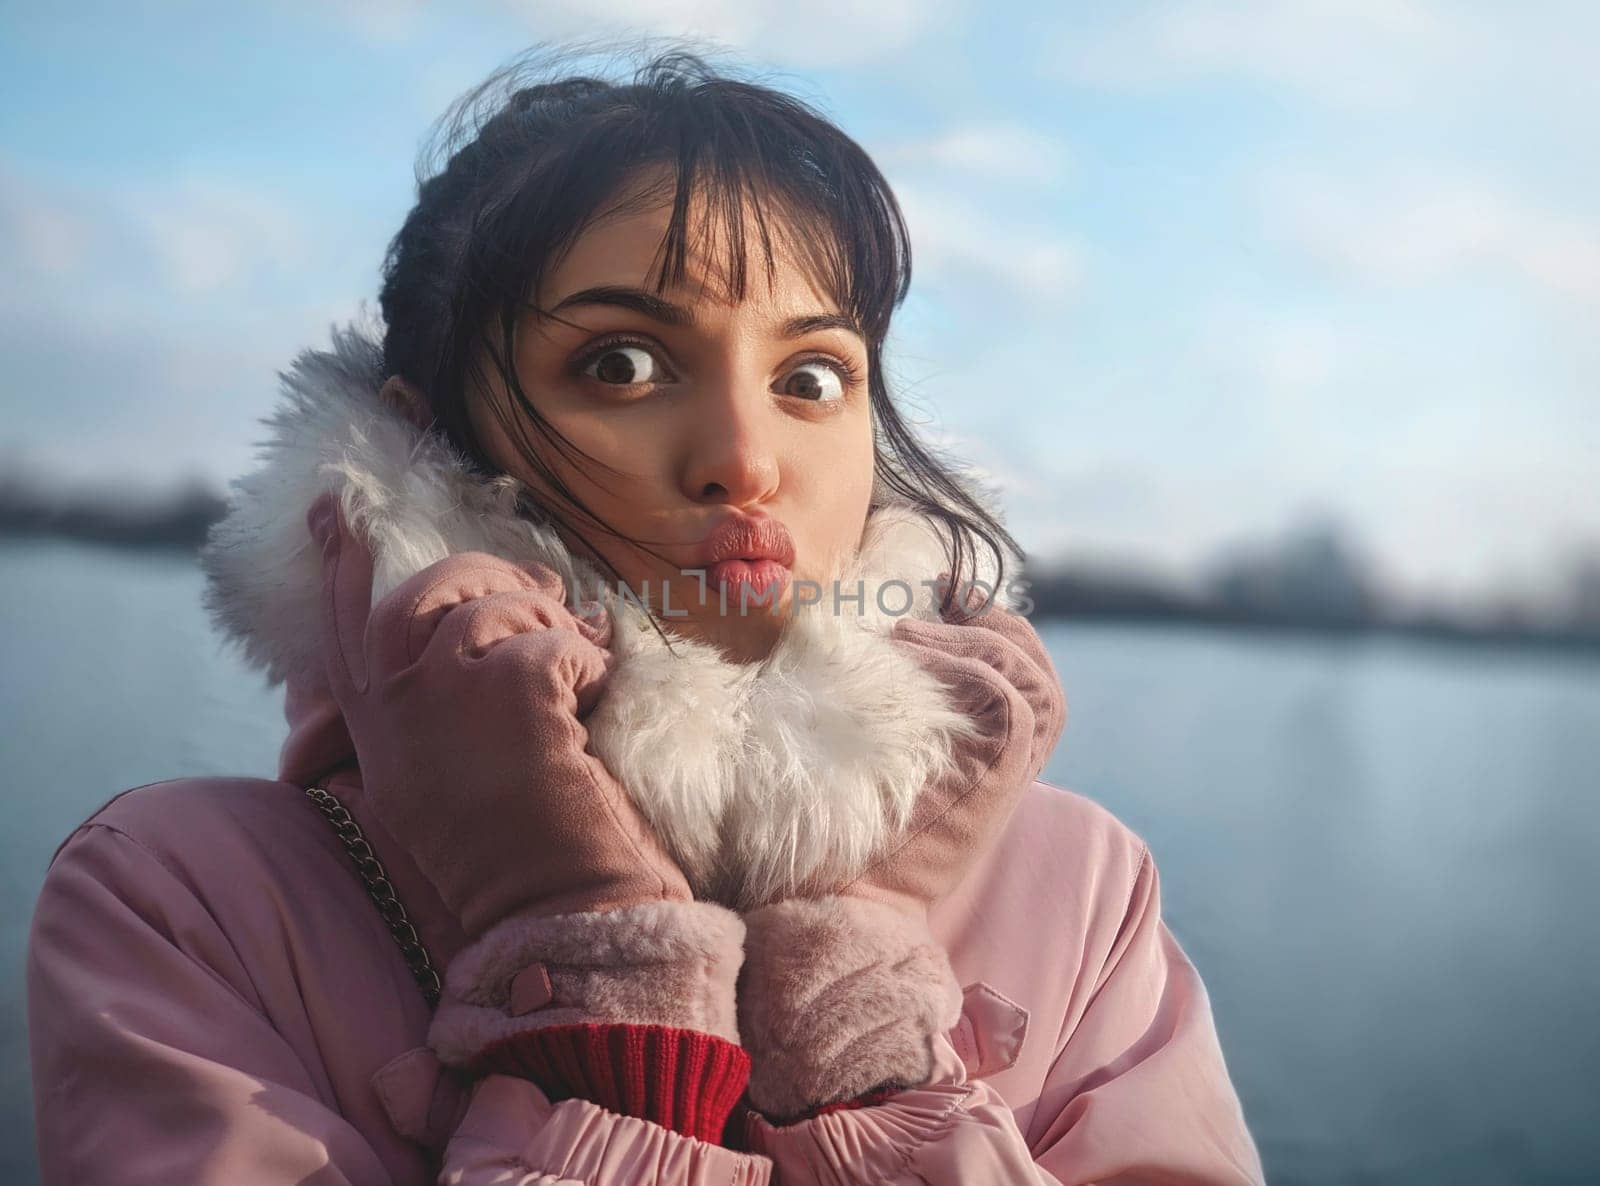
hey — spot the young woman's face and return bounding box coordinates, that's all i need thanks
[469,171,877,663]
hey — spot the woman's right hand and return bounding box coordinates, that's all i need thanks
[303,493,754,1140]
[306,491,692,940]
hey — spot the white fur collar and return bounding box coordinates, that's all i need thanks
[200,320,1009,908]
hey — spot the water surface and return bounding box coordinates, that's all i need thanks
[3,539,1596,1183]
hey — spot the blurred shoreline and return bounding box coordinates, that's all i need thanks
[0,470,226,553]
[4,471,1597,655]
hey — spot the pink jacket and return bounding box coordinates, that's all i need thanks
[26,324,1265,1184]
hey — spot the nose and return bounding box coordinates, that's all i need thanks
[678,380,780,507]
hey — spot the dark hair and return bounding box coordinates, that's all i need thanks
[378,39,1021,626]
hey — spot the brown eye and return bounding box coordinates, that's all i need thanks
[583,344,667,385]
[776,361,845,402]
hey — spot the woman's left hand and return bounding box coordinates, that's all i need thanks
[844,583,1067,916]
[736,581,1067,1121]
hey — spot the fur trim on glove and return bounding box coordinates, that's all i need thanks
[736,895,964,1122]
[428,899,747,1066]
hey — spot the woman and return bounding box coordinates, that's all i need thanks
[25,47,1265,1185]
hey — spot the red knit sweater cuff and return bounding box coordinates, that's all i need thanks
[471,1022,751,1145]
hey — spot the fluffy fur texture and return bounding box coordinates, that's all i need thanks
[736,895,965,1121]
[428,899,747,1063]
[199,319,1015,907]
[588,511,993,909]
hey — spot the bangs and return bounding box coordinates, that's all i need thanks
[609,81,912,341]
[450,55,913,345]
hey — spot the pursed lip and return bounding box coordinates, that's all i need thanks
[691,513,797,570]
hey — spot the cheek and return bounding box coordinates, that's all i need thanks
[793,412,875,580]
[547,412,652,489]
[545,411,672,560]
[471,394,671,573]
[502,402,666,505]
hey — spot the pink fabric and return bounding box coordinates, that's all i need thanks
[27,769,1264,1183]
[447,1074,770,1184]
[472,1023,751,1144]
[304,491,695,935]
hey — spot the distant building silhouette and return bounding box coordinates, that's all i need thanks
[1202,515,1380,626]
[1567,549,1600,630]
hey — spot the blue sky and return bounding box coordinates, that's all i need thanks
[3,1,1595,615]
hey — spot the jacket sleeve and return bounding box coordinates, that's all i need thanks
[737,846,1265,1185]
[26,820,771,1186]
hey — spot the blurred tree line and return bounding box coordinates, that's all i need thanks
[3,467,1597,648]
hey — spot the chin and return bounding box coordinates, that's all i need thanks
[671,606,784,665]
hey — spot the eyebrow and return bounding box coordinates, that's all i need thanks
[546,284,864,340]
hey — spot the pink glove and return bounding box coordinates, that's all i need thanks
[306,493,748,1123]
[736,578,1066,1121]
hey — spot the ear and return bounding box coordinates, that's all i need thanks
[378,374,434,434]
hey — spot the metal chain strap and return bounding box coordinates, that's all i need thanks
[303,784,442,1008]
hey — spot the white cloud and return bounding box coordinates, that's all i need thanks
[11,204,91,276]
[0,158,380,491]
[497,0,956,67]
[1046,0,1600,124]
[2,160,324,306]
[907,273,1598,610]
[894,180,1082,302]
[328,0,429,45]
[130,176,312,294]
[1050,0,1455,109]
[877,122,1072,187]
[1196,304,1340,419]
[1261,168,1600,311]
[0,166,97,279]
